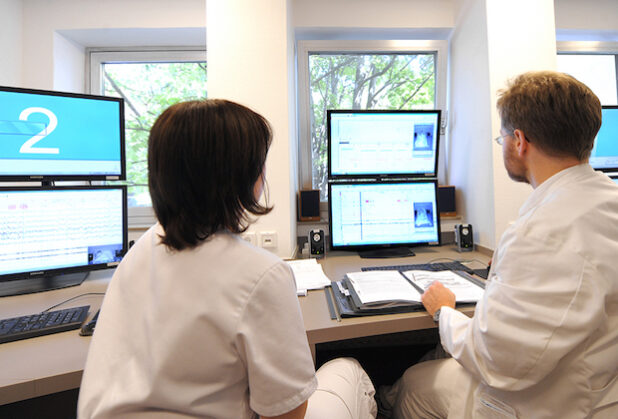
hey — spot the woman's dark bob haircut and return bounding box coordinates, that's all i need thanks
[148,99,273,251]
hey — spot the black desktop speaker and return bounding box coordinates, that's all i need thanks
[298,190,321,221]
[309,229,325,258]
[454,224,473,252]
[438,185,456,217]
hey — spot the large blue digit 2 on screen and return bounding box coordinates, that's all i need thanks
[0,86,125,180]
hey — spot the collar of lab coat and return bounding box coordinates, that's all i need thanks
[518,163,594,217]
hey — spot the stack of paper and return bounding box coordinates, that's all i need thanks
[286,258,332,296]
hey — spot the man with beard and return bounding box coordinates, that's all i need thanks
[380,71,618,418]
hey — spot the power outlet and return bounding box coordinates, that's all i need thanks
[259,231,278,248]
[241,232,257,246]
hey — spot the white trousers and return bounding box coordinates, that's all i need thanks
[379,358,462,419]
[305,357,377,419]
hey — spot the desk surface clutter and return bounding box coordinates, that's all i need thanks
[0,246,490,405]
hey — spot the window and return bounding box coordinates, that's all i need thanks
[88,49,207,226]
[556,42,618,106]
[297,41,448,200]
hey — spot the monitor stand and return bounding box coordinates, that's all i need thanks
[358,247,416,259]
[0,272,88,298]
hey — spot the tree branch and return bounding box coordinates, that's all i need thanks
[398,72,434,109]
[104,72,142,119]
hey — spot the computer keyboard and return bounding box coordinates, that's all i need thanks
[362,260,476,275]
[0,305,90,344]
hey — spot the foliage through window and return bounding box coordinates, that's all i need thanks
[100,61,207,207]
[308,53,436,198]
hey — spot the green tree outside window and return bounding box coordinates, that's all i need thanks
[308,53,435,198]
[102,62,207,206]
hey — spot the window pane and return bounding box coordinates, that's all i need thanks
[308,53,436,198]
[557,54,618,105]
[102,62,207,206]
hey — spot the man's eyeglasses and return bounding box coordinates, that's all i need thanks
[494,132,514,146]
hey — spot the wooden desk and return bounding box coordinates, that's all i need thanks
[0,245,490,405]
[300,245,490,360]
[0,270,111,405]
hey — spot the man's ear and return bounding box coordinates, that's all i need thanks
[512,129,529,156]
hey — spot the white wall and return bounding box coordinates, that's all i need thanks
[486,0,557,245]
[448,0,495,247]
[555,0,618,31]
[53,33,86,93]
[21,0,205,91]
[294,0,455,29]
[0,0,23,86]
[207,0,298,258]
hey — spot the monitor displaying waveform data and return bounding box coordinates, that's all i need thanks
[329,180,441,256]
[590,106,618,173]
[0,85,125,180]
[0,186,127,296]
[328,110,441,178]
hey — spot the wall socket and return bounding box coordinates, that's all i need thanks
[241,232,257,246]
[259,231,278,248]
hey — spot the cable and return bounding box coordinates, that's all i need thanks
[42,292,105,313]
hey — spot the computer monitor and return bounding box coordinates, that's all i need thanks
[329,180,441,258]
[327,110,441,179]
[590,106,618,173]
[0,186,128,297]
[610,176,618,185]
[0,86,125,181]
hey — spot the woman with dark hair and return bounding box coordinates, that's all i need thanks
[78,99,376,419]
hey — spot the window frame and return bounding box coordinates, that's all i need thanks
[556,41,618,104]
[296,40,449,202]
[87,47,206,228]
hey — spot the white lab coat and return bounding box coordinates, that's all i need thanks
[440,164,618,418]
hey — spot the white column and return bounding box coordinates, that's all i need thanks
[449,0,557,249]
[0,0,23,86]
[486,0,557,245]
[207,0,297,258]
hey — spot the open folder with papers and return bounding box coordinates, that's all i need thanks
[335,269,485,316]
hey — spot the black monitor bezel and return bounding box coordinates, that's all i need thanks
[328,178,442,252]
[327,109,441,180]
[0,185,129,285]
[0,85,126,181]
[591,105,618,173]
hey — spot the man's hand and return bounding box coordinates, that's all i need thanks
[421,281,456,316]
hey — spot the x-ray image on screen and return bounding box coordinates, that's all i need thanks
[414,202,434,228]
[413,124,435,152]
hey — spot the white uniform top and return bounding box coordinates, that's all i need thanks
[440,164,618,418]
[78,224,317,419]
